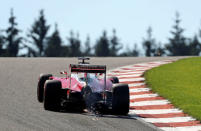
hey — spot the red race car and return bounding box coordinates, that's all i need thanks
[37,58,129,115]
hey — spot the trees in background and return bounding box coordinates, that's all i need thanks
[0,30,5,56]
[110,29,122,56]
[67,31,82,57]
[132,44,140,56]
[166,12,201,56]
[0,9,201,57]
[166,12,189,56]
[95,31,110,56]
[154,43,165,56]
[27,10,50,57]
[142,27,156,57]
[45,24,65,57]
[188,35,200,55]
[4,9,22,57]
[94,29,123,57]
[119,44,139,56]
[83,35,92,56]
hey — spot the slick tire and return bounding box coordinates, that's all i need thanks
[109,76,119,84]
[112,84,129,115]
[43,80,61,111]
[37,74,52,102]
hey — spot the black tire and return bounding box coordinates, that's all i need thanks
[112,84,129,115]
[37,74,52,102]
[109,76,119,84]
[43,80,61,111]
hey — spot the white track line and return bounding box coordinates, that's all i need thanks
[121,67,151,70]
[135,65,160,68]
[107,73,143,77]
[115,65,136,69]
[107,72,144,77]
[134,63,150,66]
[130,65,150,69]
[129,88,150,93]
[130,94,159,99]
[128,83,145,87]
[160,126,201,131]
[130,100,170,106]
[119,78,145,82]
[149,61,171,64]
[109,67,144,72]
[109,71,144,74]
[117,68,149,71]
[129,109,183,115]
[134,63,160,67]
[135,68,151,71]
[142,117,195,123]
[116,74,142,78]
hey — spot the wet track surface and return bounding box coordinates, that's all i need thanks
[0,57,184,131]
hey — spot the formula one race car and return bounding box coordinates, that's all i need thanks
[37,58,129,115]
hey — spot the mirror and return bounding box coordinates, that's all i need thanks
[60,71,67,75]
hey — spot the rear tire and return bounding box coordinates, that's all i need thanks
[112,84,129,115]
[44,80,61,111]
[37,74,52,102]
[109,76,119,83]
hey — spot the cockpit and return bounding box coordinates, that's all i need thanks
[72,73,100,83]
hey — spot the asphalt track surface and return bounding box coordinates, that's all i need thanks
[0,57,185,131]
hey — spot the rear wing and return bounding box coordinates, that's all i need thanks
[69,63,107,102]
[70,64,106,73]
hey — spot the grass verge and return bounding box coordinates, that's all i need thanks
[145,57,201,121]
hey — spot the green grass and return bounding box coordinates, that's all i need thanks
[145,57,201,121]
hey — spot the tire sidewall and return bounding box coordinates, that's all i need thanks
[112,84,129,115]
[37,74,52,102]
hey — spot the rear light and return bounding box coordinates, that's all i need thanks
[49,76,53,80]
